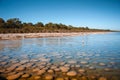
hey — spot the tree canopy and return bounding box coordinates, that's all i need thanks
[0,18,111,33]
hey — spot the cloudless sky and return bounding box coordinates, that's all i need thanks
[0,0,120,30]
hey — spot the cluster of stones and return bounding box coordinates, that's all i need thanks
[0,53,119,80]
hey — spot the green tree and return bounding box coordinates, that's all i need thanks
[35,22,44,27]
[45,22,53,28]
[0,18,5,28]
[6,18,22,28]
[85,26,89,30]
[26,23,33,26]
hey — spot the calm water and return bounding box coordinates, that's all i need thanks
[0,32,120,80]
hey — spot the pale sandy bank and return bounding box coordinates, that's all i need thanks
[0,32,108,40]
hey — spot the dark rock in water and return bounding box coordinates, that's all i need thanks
[111,76,119,80]
[56,77,64,80]
[104,68,111,71]
[60,62,66,66]
[89,75,97,80]
[92,61,98,64]
[17,72,24,75]
[89,66,96,70]
[0,76,7,80]
[107,65,113,68]
[99,77,107,80]
[64,77,69,80]
[81,76,88,80]
[1,62,8,66]
[0,69,6,73]
[7,66,16,72]
[110,62,115,65]
[37,69,46,75]
[26,63,34,68]
[95,74,101,77]
[7,72,17,76]
[71,78,77,80]
[20,60,29,64]
[32,68,40,72]
[16,66,25,71]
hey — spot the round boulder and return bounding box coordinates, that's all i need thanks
[89,66,96,70]
[79,69,86,73]
[37,69,46,75]
[68,60,77,64]
[104,68,111,71]
[45,75,53,80]
[34,76,41,80]
[80,61,88,64]
[99,77,107,80]
[75,65,81,68]
[7,74,20,80]
[99,63,106,66]
[60,66,70,73]
[56,77,64,80]
[81,76,88,80]
[48,69,54,73]
[16,66,25,71]
[32,68,40,72]
[22,74,30,78]
[67,71,77,77]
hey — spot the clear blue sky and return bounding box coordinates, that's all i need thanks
[0,0,120,30]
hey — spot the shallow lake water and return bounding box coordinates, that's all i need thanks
[0,32,120,80]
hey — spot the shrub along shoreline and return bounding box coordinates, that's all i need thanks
[0,18,111,33]
[0,18,113,40]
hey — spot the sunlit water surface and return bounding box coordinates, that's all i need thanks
[0,32,120,80]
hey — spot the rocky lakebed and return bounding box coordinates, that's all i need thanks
[0,32,120,80]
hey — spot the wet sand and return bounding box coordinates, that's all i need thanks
[0,32,108,40]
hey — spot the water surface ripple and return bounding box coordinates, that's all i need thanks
[0,32,120,80]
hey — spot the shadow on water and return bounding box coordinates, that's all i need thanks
[0,76,7,80]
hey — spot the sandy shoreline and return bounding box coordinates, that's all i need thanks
[0,32,108,40]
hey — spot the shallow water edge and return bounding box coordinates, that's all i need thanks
[0,32,120,80]
[0,32,109,40]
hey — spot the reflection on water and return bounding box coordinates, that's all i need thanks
[0,32,120,80]
[0,40,21,50]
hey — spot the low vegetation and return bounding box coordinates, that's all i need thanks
[0,18,110,33]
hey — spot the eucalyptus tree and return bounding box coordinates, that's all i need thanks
[35,22,44,27]
[0,18,5,28]
[6,18,22,28]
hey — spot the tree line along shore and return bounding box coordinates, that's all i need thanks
[0,18,111,33]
